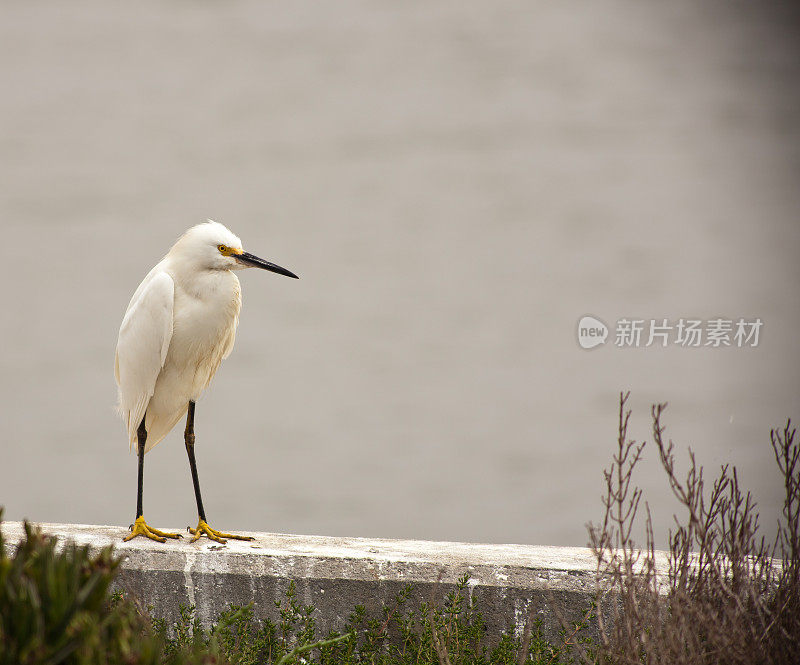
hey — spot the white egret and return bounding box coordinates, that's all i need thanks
[115,221,298,543]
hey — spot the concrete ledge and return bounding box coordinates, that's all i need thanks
[2,521,651,642]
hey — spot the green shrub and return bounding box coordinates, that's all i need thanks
[1,514,135,663]
[0,515,223,665]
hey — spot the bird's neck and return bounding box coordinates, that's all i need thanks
[169,263,239,301]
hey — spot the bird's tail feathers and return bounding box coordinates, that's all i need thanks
[118,392,186,455]
[121,395,150,452]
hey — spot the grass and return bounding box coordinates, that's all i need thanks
[145,576,586,665]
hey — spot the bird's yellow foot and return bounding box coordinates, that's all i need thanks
[124,516,182,543]
[188,518,254,544]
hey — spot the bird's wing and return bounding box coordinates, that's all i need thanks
[115,271,174,448]
[220,276,241,360]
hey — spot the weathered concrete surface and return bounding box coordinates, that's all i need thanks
[2,521,667,643]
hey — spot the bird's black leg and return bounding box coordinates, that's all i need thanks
[136,415,147,518]
[124,414,181,542]
[185,401,254,543]
[184,401,207,522]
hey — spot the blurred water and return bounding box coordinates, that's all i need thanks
[1,0,798,548]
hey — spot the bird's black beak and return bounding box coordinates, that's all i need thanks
[237,252,299,279]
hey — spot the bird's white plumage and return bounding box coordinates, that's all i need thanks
[115,271,175,448]
[115,221,245,453]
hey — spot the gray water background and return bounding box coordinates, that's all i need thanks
[1,1,799,548]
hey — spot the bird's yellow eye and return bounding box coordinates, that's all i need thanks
[218,244,227,254]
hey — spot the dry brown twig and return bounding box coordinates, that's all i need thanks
[584,394,799,665]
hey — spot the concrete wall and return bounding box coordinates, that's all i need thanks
[2,521,662,644]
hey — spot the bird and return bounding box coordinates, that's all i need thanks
[114,221,298,543]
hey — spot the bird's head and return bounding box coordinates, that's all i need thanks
[171,220,299,278]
